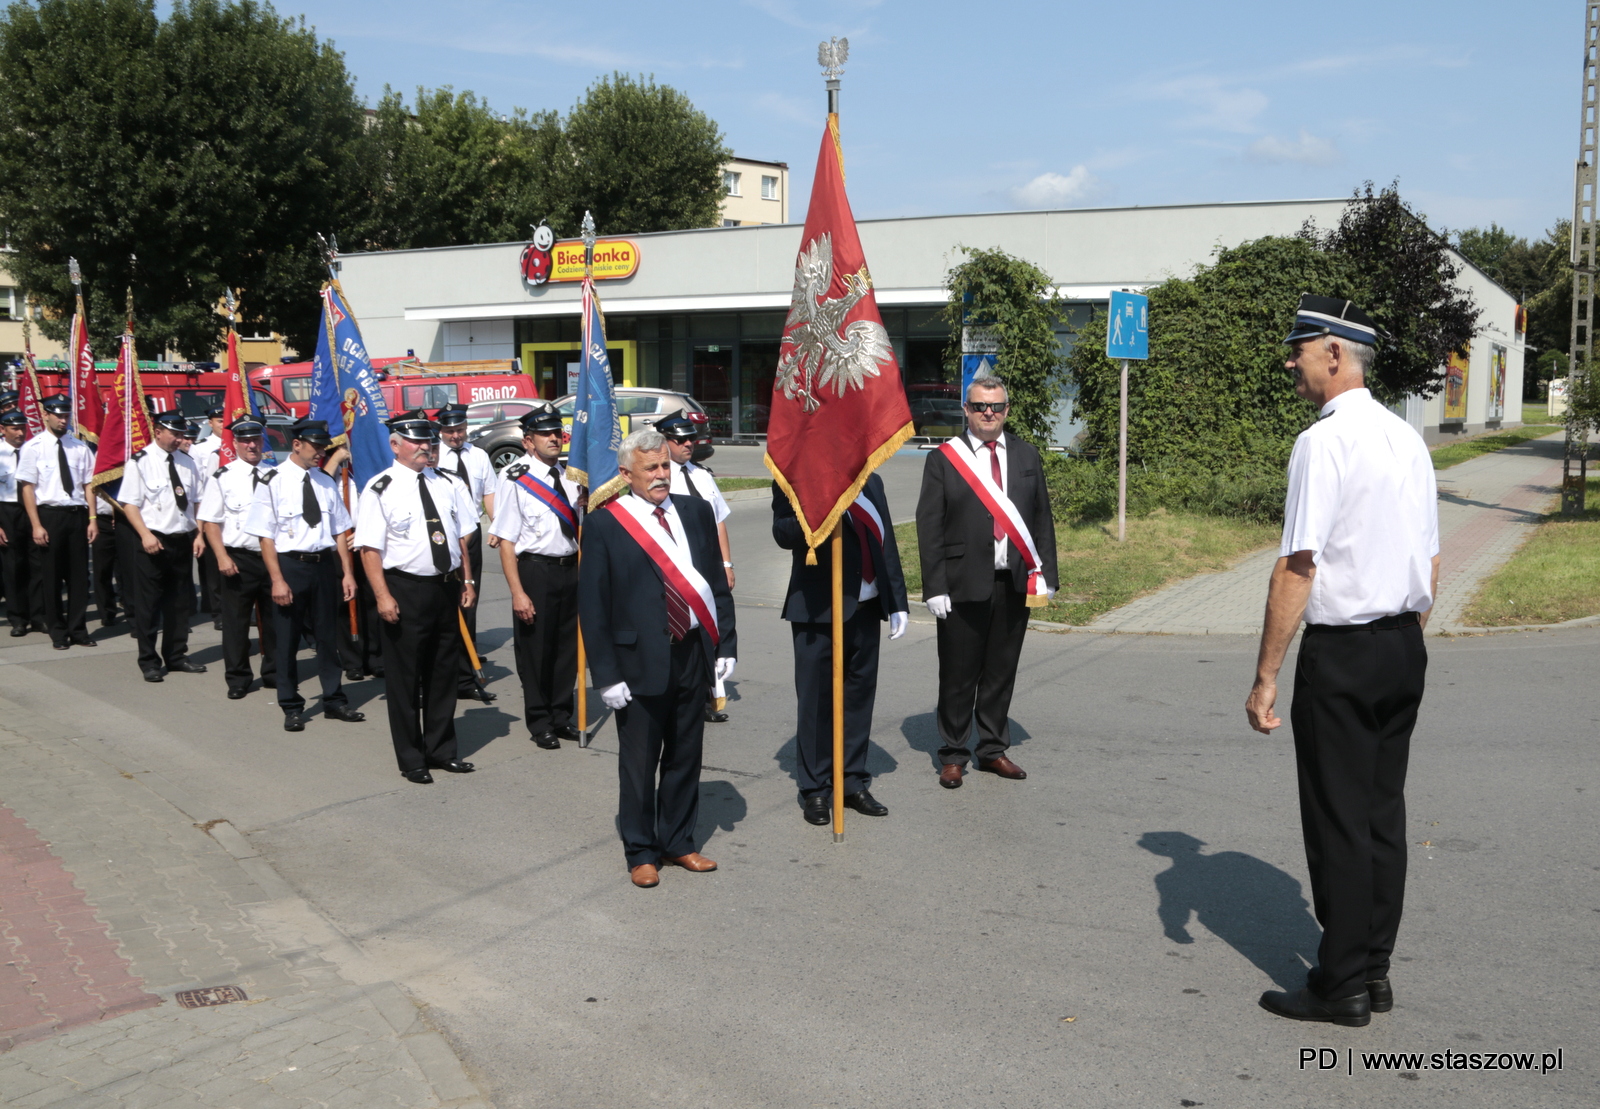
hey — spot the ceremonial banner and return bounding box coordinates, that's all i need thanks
[16,351,43,439]
[216,328,250,466]
[67,296,102,444]
[765,116,914,561]
[310,282,392,490]
[566,277,625,504]
[91,328,154,496]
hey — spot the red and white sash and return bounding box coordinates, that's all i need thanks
[606,495,721,647]
[939,437,1052,605]
[847,493,883,545]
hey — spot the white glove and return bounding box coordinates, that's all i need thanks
[715,657,736,682]
[600,682,632,710]
[889,611,908,640]
[925,594,952,620]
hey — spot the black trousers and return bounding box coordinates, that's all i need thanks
[511,554,579,736]
[219,547,277,693]
[32,505,91,645]
[130,529,195,670]
[0,502,37,630]
[336,554,382,676]
[456,529,484,691]
[616,634,709,867]
[114,511,146,626]
[271,554,346,714]
[92,511,120,622]
[379,570,463,772]
[936,571,1030,765]
[197,546,221,615]
[791,597,883,797]
[1290,621,1427,1001]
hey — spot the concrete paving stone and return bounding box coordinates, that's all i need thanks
[31,1052,144,1090]
[1,1081,89,1109]
[0,1059,62,1098]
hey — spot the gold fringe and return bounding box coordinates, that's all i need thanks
[765,420,915,566]
[587,473,629,510]
[1025,594,1049,609]
[566,465,590,488]
[828,114,845,183]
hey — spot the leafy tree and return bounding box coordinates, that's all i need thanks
[942,247,1067,446]
[0,0,367,358]
[358,87,563,251]
[1308,182,1480,404]
[550,73,730,237]
[1455,219,1571,397]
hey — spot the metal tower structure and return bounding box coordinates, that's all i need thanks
[1564,1,1600,513]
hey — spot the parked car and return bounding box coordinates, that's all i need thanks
[468,388,714,473]
[910,396,965,437]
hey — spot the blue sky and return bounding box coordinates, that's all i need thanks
[292,0,1575,241]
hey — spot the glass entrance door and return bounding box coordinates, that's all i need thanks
[691,344,734,437]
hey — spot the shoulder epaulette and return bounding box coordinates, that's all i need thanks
[214,464,228,479]
[371,475,392,494]
[130,449,146,461]
[258,467,277,483]
[505,464,529,479]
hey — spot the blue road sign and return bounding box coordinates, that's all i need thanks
[1106,290,1149,360]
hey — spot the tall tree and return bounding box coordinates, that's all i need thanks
[552,73,730,236]
[0,0,366,358]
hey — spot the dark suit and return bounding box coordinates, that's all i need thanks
[579,494,736,868]
[915,433,1057,765]
[773,474,908,797]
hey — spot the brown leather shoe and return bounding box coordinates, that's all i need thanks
[939,763,964,789]
[977,755,1027,779]
[630,863,660,888]
[664,852,718,872]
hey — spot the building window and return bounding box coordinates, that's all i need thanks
[0,287,15,320]
[723,171,741,196]
[761,175,779,200]
[722,219,740,228]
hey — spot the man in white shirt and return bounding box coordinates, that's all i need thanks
[198,416,277,700]
[17,393,98,650]
[354,411,478,784]
[1248,295,1440,1029]
[491,404,583,749]
[435,403,499,702]
[0,409,39,635]
[188,405,228,625]
[244,418,362,732]
[120,409,206,680]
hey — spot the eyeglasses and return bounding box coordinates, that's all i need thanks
[966,401,1009,414]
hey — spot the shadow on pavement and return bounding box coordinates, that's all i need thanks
[697,779,748,836]
[457,706,519,757]
[899,711,1032,769]
[1137,831,1320,990]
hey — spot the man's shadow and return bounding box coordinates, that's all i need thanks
[771,736,900,791]
[697,779,747,837]
[900,712,1031,770]
[1137,832,1321,989]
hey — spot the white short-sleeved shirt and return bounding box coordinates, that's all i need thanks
[353,463,469,575]
[670,461,730,525]
[197,458,274,551]
[189,434,224,476]
[490,460,582,556]
[437,442,497,507]
[16,432,94,508]
[242,462,352,553]
[1280,388,1440,626]
[121,446,201,534]
[0,441,20,504]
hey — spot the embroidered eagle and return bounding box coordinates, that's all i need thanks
[775,233,894,413]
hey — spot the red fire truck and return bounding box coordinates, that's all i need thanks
[249,357,535,418]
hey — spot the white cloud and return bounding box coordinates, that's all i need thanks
[1010,166,1109,209]
[1143,74,1268,133]
[1246,129,1341,166]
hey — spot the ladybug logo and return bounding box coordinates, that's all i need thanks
[520,221,555,288]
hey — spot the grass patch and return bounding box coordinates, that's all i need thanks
[715,476,772,492]
[1464,478,1600,626]
[1523,402,1551,425]
[894,509,1279,626]
[1431,425,1560,470]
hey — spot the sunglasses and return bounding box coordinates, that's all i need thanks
[966,401,1009,414]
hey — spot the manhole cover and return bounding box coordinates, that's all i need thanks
[175,986,248,1009]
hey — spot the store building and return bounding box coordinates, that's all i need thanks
[339,198,1526,446]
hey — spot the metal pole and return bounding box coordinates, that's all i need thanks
[1117,358,1129,542]
[576,527,588,744]
[830,524,845,843]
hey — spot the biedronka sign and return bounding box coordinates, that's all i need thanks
[521,234,641,286]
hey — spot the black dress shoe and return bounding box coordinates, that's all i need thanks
[457,686,496,703]
[802,794,830,826]
[167,659,207,674]
[1367,978,1393,1013]
[402,768,434,784]
[51,640,69,651]
[1259,986,1371,1027]
[142,669,165,683]
[283,713,305,732]
[261,677,277,690]
[227,688,248,700]
[212,618,223,631]
[370,666,385,679]
[344,668,365,682]
[533,732,561,750]
[552,725,581,741]
[69,635,96,647]
[324,705,366,723]
[844,790,888,817]
[704,707,729,723]
[428,759,476,773]
[9,625,27,637]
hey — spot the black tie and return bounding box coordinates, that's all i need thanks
[57,437,73,497]
[418,473,451,574]
[454,450,468,483]
[167,452,187,512]
[682,464,704,500]
[301,472,321,526]
[548,465,575,537]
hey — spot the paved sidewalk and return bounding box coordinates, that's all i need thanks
[1085,432,1566,636]
[0,696,488,1108]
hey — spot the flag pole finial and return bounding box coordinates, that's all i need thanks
[224,288,237,325]
[67,256,81,289]
[581,211,596,279]
[818,36,847,115]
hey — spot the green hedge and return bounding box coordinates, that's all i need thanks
[1044,453,1287,526]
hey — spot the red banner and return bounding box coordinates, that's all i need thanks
[91,329,153,499]
[764,116,913,560]
[68,299,102,444]
[16,352,43,439]
[217,329,249,466]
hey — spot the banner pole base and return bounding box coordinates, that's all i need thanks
[833,831,844,844]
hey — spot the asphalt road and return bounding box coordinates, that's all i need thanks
[2,461,1594,1108]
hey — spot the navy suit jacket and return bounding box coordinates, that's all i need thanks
[579,493,737,696]
[772,473,909,623]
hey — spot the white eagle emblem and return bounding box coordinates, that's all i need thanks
[776,233,894,412]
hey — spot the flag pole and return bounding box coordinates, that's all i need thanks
[830,523,845,841]
[318,235,362,640]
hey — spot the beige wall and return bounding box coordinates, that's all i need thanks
[0,256,66,363]
[719,158,788,226]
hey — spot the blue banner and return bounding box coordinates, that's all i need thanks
[310,283,393,490]
[566,280,624,502]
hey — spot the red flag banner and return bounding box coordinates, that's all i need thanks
[217,328,249,466]
[91,329,154,500]
[764,115,914,561]
[68,298,102,444]
[17,351,44,439]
